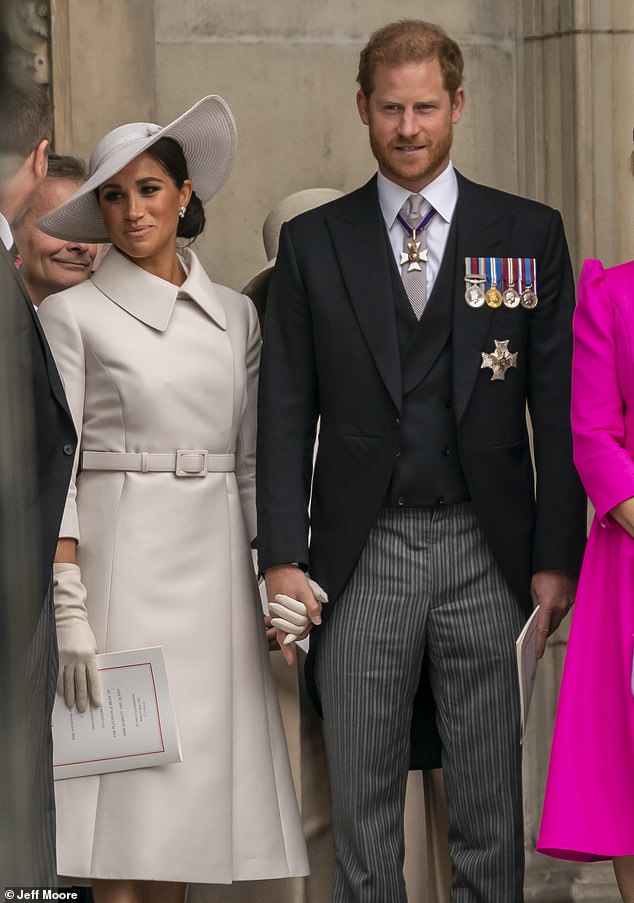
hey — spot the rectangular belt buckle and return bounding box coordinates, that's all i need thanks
[175,449,208,477]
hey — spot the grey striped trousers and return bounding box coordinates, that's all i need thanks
[0,583,57,887]
[314,503,525,903]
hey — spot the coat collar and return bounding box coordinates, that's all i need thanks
[1,243,71,412]
[91,246,227,331]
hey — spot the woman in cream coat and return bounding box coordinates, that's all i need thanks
[37,97,307,903]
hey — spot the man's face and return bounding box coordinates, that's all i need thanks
[357,58,464,192]
[14,177,97,303]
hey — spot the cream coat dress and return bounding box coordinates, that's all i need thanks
[38,247,308,884]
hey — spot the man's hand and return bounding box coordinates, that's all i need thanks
[263,614,280,652]
[531,570,578,659]
[264,564,326,665]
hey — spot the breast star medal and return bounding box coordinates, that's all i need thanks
[481,339,518,381]
[400,230,428,272]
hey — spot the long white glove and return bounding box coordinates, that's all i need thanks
[53,562,102,712]
[268,577,329,646]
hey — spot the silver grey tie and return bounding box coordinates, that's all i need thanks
[398,193,431,320]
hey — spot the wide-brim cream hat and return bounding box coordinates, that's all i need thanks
[242,187,343,319]
[38,95,236,243]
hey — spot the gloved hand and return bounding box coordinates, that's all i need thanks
[53,562,102,712]
[268,577,329,646]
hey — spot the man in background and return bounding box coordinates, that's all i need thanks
[0,71,76,885]
[13,153,96,307]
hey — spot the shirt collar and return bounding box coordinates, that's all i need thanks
[377,161,458,228]
[0,212,13,250]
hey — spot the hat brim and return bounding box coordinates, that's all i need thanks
[241,259,274,326]
[38,95,236,243]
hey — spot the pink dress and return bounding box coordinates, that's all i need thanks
[538,258,634,860]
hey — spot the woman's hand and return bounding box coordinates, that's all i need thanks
[53,562,102,712]
[608,497,634,539]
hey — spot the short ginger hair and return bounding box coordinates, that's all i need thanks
[357,20,464,100]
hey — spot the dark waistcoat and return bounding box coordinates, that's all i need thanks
[386,217,470,507]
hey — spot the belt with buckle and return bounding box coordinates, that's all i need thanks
[81,449,235,477]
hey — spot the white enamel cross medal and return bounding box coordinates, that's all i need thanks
[481,339,518,381]
[400,230,428,273]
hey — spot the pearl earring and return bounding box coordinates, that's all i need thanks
[178,205,186,219]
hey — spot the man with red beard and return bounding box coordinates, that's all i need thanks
[257,19,586,902]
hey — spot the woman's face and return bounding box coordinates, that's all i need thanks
[97,151,191,275]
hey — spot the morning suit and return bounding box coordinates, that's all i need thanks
[0,239,76,885]
[257,170,587,901]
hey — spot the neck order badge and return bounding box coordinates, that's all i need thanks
[397,194,437,319]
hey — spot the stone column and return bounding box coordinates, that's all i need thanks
[49,0,156,158]
[3,0,51,87]
[518,0,634,272]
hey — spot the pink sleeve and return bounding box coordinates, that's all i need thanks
[571,259,634,523]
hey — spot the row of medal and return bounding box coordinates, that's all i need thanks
[464,257,539,309]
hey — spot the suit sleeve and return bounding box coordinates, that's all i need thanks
[526,209,587,574]
[37,293,85,542]
[256,222,319,573]
[570,259,634,523]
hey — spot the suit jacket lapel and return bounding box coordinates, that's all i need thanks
[452,172,512,422]
[325,179,402,410]
[0,244,70,412]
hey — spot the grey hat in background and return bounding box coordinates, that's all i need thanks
[38,95,237,243]
[242,187,343,320]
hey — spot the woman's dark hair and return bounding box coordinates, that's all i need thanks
[145,136,206,240]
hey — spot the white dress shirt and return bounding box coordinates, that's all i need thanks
[377,162,458,299]
[0,211,13,251]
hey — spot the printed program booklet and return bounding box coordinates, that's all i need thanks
[53,646,181,779]
[516,606,540,744]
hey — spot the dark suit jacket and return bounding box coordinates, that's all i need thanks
[0,242,76,884]
[256,172,587,765]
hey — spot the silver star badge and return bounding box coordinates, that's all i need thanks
[400,234,428,272]
[481,339,518,381]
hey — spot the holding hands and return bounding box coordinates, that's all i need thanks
[265,565,328,664]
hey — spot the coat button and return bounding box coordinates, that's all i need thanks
[437,496,445,505]
[441,447,450,457]
[397,496,405,506]
[445,399,453,409]
[63,443,74,456]
[395,449,402,458]
[395,417,400,426]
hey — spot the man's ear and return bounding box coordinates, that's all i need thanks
[356,89,370,126]
[33,138,49,180]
